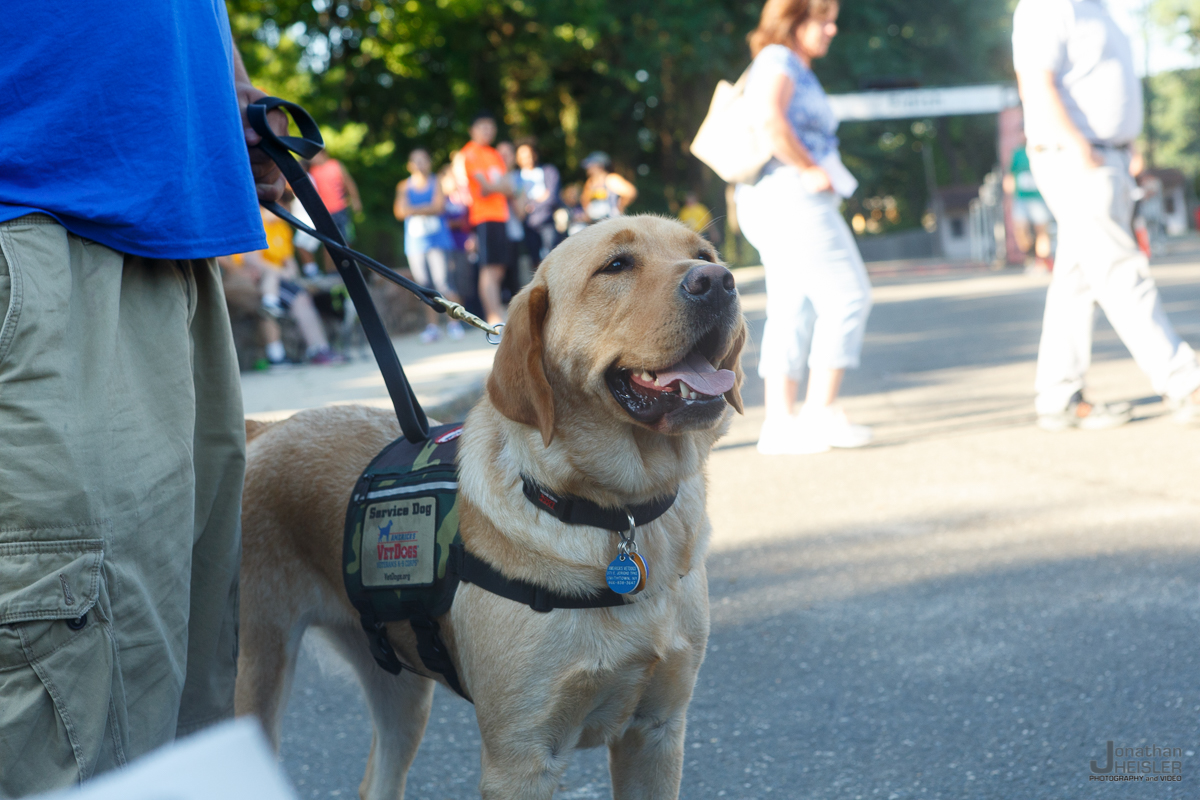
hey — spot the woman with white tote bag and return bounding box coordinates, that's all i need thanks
[735,0,873,455]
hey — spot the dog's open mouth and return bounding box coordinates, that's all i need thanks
[606,330,735,428]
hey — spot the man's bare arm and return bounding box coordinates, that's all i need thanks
[232,42,288,202]
[1016,69,1103,168]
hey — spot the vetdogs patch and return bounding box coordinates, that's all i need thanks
[362,496,437,588]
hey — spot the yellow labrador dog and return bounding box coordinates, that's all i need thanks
[235,215,746,799]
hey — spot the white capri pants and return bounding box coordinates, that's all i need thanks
[406,246,454,296]
[736,166,872,380]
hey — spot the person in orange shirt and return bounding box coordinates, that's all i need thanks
[460,112,512,324]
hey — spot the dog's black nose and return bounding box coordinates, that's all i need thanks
[681,263,736,298]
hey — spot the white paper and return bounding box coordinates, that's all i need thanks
[818,151,859,199]
[33,719,299,800]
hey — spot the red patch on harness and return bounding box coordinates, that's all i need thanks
[434,426,464,445]
[538,492,558,511]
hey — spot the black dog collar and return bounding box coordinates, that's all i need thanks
[521,476,677,531]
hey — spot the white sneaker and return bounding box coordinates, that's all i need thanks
[756,415,831,455]
[796,405,872,448]
[446,321,465,341]
[418,324,441,344]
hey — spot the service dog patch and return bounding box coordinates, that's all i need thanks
[362,497,437,588]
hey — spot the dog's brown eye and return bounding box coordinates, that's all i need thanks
[697,251,714,262]
[600,257,631,274]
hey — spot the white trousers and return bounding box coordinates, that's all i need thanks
[736,167,872,380]
[406,246,454,296]
[1029,149,1200,413]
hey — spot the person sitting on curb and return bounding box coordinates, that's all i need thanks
[218,248,341,366]
[220,205,343,366]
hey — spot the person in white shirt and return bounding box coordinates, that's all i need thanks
[1013,0,1200,428]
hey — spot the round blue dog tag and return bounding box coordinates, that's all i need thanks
[606,554,643,595]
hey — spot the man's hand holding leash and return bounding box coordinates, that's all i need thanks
[233,46,289,203]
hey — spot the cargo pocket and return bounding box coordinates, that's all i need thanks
[0,539,124,793]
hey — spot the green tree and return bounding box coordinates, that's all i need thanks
[229,0,1016,259]
[1154,0,1200,46]
[1147,68,1200,177]
[1147,1,1200,200]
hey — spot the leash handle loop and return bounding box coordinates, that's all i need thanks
[247,97,429,443]
[246,96,324,160]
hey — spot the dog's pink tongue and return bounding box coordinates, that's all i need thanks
[658,351,736,396]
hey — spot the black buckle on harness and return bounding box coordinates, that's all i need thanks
[362,619,405,675]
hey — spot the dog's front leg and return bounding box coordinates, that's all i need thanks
[608,644,705,800]
[477,735,573,800]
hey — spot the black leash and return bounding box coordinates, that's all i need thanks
[246,97,500,443]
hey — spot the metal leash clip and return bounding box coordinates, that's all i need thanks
[431,297,504,341]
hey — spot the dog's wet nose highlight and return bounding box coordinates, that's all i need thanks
[682,263,736,298]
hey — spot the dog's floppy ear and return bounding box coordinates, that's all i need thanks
[719,319,747,415]
[487,285,555,446]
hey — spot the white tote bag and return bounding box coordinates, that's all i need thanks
[690,68,773,185]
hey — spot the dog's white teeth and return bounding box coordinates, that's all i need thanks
[640,370,654,383]
[680,385,693,400]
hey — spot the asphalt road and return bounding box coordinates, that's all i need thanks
[274,246,1200,799]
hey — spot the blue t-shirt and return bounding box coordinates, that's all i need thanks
[402,181,454,255]
[0,3,265,259]
[747,44,839,166]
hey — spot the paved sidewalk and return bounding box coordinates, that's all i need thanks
[262,242,1200,799]
[240,327,497,422]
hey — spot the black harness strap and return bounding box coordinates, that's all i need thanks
[520,477,678,531]
[247,98,429,444]
[361,610,470,701]
[449,543,627,613]
[410,614,471,700]
[361,619,408,676]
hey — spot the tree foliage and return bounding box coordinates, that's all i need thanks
[1148,68,1200,179]
[1154,0,1200,48]
[229,0,1016,256]
[1150,1,1200,191]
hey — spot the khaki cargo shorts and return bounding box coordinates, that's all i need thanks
[0,216,245,796]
